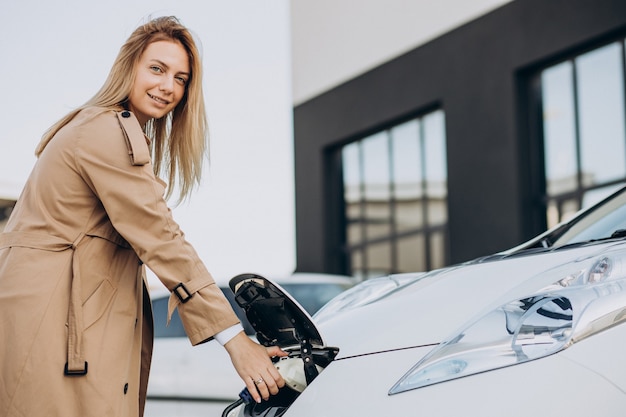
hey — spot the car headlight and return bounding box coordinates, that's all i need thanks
[389,247,626,395]
[313,273,427,323]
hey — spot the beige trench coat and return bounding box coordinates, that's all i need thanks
[0,107,240,417]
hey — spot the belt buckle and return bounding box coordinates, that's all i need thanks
[173,282,193,303]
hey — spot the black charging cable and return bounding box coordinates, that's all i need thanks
[222,397,244,417]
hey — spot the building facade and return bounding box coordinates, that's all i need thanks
[293,0,626,278]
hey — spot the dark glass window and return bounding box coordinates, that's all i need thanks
[539,39,626,227]
[341,110,448,279]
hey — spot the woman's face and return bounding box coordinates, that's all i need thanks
[128,40,190,127]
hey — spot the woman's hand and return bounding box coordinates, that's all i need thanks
[224,331,288,403]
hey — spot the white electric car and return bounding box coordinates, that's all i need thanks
[224,185,626,417]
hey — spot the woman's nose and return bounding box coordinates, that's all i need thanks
[159,76,174,93]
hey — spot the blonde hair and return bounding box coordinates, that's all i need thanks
[35,16,208,202]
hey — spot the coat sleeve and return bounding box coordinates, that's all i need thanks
[73,109,239,345]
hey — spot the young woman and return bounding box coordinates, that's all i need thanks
[0,16,285,417]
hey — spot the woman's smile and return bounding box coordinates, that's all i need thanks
[147,92,170,105]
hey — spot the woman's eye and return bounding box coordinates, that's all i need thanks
[150,65,163,73]
[176,76,188,85]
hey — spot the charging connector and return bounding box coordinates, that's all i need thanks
[275,356,323,393]
[239,387,255,404]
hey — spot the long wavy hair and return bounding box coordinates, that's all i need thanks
[35,16,208,202]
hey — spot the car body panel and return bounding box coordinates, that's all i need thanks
[285,337,625,417]
[317,243,623,359]
[558,320,626,392]
[148,337,239,400]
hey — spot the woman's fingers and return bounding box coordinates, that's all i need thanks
[267,345,289,358]
[225,332,287,403]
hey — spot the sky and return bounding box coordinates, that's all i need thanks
[0,0,296,284]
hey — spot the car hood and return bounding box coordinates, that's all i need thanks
[314,242,626,358]
[227,243,626,360]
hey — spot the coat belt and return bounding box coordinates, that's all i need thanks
[0,231,99,376]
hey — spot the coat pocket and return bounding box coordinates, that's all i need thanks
[83,277,117,330]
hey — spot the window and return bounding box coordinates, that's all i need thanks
[341,110,448,279]
[539,39,626,228]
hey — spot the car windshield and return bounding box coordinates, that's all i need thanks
[547,186,626,248]
[278,282,353,314]
[488,186,626,261]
